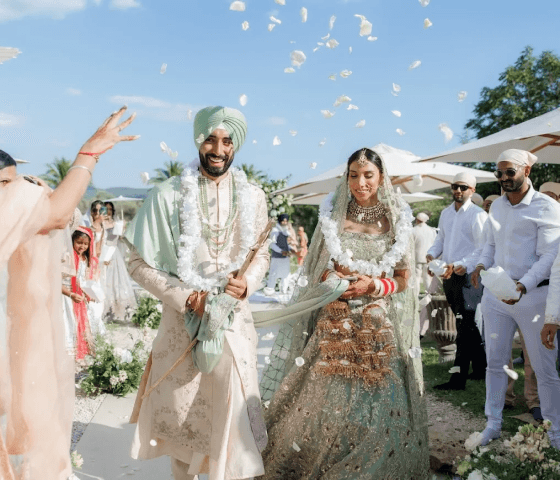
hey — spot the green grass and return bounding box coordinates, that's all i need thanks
[421,337,529,435]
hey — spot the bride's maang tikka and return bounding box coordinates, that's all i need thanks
[356,149,369,167]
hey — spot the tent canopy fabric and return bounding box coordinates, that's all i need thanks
[105,195,142,202]
[418,107,560,164]
[291,191,443,206]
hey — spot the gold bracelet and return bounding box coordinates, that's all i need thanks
[68,165,93,176]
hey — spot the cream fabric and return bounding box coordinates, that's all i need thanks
[452,172,476,188]
[129,171,270,479]
[496,149,538,166]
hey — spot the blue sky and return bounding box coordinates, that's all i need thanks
[1,0,559,189]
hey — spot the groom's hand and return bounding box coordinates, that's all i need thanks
[226,271,248,300]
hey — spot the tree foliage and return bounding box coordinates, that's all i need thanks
[40,157,73,188]
[465,46,560,188]
[150,160,185,184]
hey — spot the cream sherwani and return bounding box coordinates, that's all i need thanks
[127,170,270,479]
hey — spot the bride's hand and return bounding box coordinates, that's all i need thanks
[341,275,372,299]
[79,106,139,156]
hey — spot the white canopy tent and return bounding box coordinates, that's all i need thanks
[275,143,495,196]
[418,107,560,164]
[105,195,142,219]
[291,191,444,206]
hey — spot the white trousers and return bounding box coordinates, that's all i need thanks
[481,286,560,439]
[415,263,430,296]
[266,257,290,291]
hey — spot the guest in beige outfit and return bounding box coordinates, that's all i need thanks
[125,106,270,480]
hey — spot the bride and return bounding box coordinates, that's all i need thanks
[259,148,429,479]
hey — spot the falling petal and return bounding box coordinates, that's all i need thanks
[160,141,168,152]
[408,60,422,70]
[332,328,339,334]
[396,128,405,136]
[303,332,309,336]
[252,139,257,144]
[319,138,326,147]
[340,69,352,78]
[419,0,430,6]
[149,439,158,446]
[169,151,179,160]
[343,321,351,330]
[196,133,205,144]
[326,39,339,49]
[457,91,468,102]
[140,172,150,185]
[354,14,373,36]
[262,332,275,340]
[239,94,248,106]
[349,46,353,54]
[242,20,249,30]
[418,294,432,307]
[268,23,276,32]
[289,130,298,136]
[329,15,336,30]
[413,174,423,187]
[291,50,307,67]
[438,123,454,142]
[229,0,245,11]
[321,110,335,118]
[309,162,317,169]
[273,136,281,146]
[300,7,307,22]
[347,104,359,110]
[355,119,366,128]
[264,356,271,364]
[321,33,330,41]
[297,276,309,287]
[391,110,402,117]
[367,36,378,41]
[284,67,296,73]
[313,47,320,53]
[408,347,423,359]
[317,42,324,46]
[424,18,432,28]
[334,94,351,107]
[532,314,540,323]
[270,15,282,24]
[431,310,437,318]
[275,0,286,4]
[328,74,336,81]
[392,83,401,92]
[295,357,305,367]
[160,63,167,74]
[490,333,498,339]
[293,441,301,452]
[503,365,519,380]
[449,366,461,374]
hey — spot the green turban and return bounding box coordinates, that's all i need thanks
[193,106,247,153]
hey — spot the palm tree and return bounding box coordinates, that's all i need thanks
[41,157,73,188]
[241,163,268,184]
[150,160,185,184]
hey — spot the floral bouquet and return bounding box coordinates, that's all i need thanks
[131,295,162,329]
[80,337,148,396]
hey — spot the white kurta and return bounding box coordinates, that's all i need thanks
[129,171,270,480]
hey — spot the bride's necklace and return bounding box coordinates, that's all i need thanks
[346,198,385,224]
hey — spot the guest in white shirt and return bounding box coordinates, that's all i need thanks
[482,194,500,214]
[413,212,436,296]
[471,149,560,449]
[427,172,488,390]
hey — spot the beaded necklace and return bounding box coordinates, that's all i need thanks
[346,198,386,224]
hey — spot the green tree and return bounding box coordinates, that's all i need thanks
[150,160,185,184]
[41,157,73,188]
[241,163,267,184]
[465,46,560,190]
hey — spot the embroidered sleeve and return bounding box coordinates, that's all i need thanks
[245,188,271,297]
[128,246,193,314]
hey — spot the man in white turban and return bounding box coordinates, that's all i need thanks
[126,106,271,478]
[482,194,500,213]
[539,182,560,201]
[471,149,560,449]
[412,212,436,296]
[427,171,488,390]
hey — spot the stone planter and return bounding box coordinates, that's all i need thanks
[428,295,457,363]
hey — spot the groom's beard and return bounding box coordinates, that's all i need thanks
[199,151,235,177]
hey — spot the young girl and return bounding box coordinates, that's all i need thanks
[64,227,100,360]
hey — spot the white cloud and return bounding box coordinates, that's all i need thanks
[109,95,197,122]
[66,88,82,96]
[109,0,140,9]
[0,113,23,127]
[265,116,287,126]
[0,0,88,22]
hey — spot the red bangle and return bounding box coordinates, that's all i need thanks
[78,151,103,162]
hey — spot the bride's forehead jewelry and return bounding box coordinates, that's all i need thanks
[356,149,369,167]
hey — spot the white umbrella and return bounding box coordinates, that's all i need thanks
[0,47,21,64]
[292,191,444,206]
[418,107,560,164]
[275,143,495,195]
[105,195,142,219]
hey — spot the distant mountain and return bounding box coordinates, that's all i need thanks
[84,186,151,199]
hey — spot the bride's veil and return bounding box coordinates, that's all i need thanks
[259,147,426,430]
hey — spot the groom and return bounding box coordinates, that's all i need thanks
[125,106,270,479]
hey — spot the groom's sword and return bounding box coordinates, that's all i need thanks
[141,219,276,400]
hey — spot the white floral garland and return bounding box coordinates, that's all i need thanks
[177,161,256,291]
[319,191,413,276]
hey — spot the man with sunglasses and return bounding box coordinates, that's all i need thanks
[470,149,560,449]
[427,172,488,391]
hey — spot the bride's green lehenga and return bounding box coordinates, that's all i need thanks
[256,151,430,480]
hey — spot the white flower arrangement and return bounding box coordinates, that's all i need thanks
[114,347,133,364]
[319,191,413,276]
[177,164,256,291]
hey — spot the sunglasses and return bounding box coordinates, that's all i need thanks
[451,184,469,192]
[494,168,518,179]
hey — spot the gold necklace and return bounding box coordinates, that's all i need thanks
[347,198,385,224]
